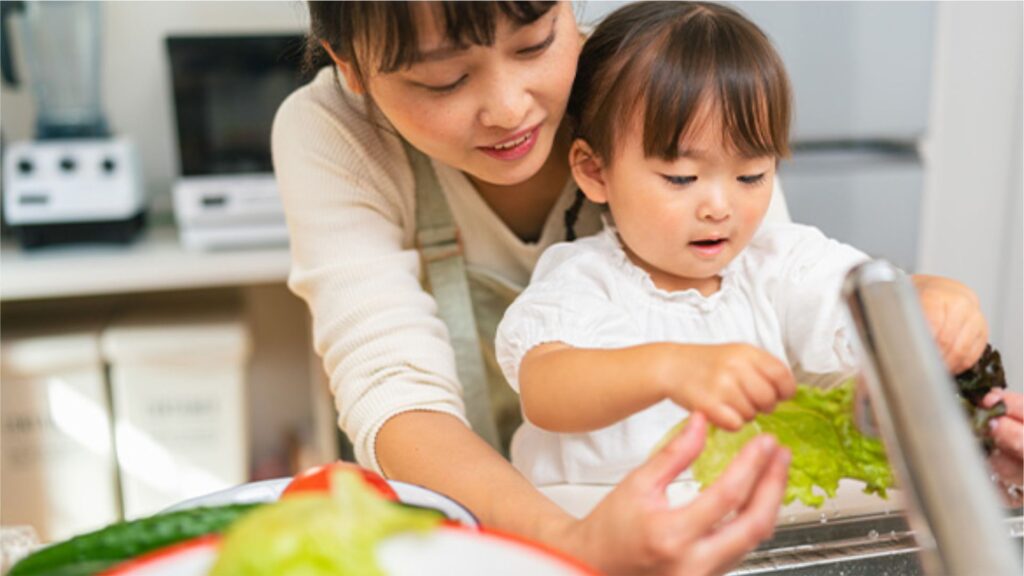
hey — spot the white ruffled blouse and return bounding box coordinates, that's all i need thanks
[495,220,871,486]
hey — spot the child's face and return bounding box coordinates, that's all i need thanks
[585,108,775,294]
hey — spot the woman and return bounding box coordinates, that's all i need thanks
[270,2,793,573]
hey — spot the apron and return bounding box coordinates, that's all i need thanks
[404,141,525,455]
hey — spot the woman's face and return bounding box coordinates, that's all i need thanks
[362,2,580,186]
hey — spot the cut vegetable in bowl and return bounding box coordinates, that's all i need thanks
[209,472,443,576]
[282,461,399,501]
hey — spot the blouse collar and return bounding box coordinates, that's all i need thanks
[597,218,740,310]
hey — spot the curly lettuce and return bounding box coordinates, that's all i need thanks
[665,380,894,508]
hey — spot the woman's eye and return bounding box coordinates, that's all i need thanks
[423,75,468,94]
[663,175,697,186]
[517,30,556,56]
[738,172,766,185]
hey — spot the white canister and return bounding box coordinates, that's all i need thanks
[100,307,251,520]
[1,320,120,542]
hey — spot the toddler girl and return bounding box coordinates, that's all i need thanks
[495,1,988,493]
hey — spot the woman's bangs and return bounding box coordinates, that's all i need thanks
[367,1,555,74]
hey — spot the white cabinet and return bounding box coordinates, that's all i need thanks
[101,307,252,519]
[1,318,119,541]
[0,224,340,537]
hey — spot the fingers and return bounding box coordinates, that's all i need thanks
[727,384,759,422]
[915,275,988,374]
[753,353,797,402]
[985,389,1023,417]
[633,413,709,492]
[671,434,779,541]
[943,309,989,373]
[988,400,1024,460]
[740,375,779,414]
[707,404,746,432]
[696,447,791,575]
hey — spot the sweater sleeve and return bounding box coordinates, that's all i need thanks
[271,71,469,473]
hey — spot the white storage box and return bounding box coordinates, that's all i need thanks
[1,320,120,542]
[100,308,251,519]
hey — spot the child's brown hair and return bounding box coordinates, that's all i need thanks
[567,1,792,163]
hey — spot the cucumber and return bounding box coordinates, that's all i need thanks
[10,503,262,576]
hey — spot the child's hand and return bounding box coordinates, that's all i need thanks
[662,343,796,431]
[912,274,989,374]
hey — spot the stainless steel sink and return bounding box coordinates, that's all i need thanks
[732,509,1023,576]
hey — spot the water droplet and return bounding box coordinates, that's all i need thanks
[867,529,879,540]
[1007,484,1023,500]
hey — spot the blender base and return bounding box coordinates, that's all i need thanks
[12,211,146,249]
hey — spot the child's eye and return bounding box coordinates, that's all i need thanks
[423,75,468,94]
[663,175,697,186]
[738,173,766,185]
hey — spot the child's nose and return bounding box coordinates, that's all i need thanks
[698,188,731,222]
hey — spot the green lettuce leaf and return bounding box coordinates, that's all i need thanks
[208,471,443,576]
[664,380,894,508]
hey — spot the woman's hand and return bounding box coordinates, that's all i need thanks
[982,389,1023,506]
[911,274,988,374]
[661,344,796,431]
[566,413,791,576]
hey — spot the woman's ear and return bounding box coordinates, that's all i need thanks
[320,40,365,95]
[570,139,609,204]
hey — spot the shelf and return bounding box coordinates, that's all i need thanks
[1,225,291,301]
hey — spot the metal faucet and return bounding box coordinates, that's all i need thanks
[842,259,1019,575]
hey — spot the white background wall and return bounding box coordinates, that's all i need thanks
[1,1,1021,384]
[919,1,1023,389]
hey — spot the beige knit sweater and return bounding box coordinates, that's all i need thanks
[271,67,790,472]
[272,68,600,470]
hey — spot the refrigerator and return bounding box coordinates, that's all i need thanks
[578,1,936,272]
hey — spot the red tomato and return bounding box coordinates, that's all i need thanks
[282,461,399,501]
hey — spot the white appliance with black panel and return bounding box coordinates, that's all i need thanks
[167,34,307,251]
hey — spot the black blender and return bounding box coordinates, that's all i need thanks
[2,1,146,248]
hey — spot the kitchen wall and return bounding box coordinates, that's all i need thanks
[1,1,309,214]
[919,1,1023,387]
[2,1,1021,384]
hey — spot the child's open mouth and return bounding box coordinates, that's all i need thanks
[689,238,728,256]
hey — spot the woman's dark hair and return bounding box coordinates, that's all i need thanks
[305,1,556,89]
[567,1,792,164]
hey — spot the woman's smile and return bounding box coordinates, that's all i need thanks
[478,124,542,161]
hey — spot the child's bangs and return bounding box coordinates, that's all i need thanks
[637,11,791,161]
[357,1,556,74]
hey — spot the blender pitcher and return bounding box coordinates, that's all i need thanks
[1,0,109,139]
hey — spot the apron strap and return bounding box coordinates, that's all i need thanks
[403,140,501,450]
